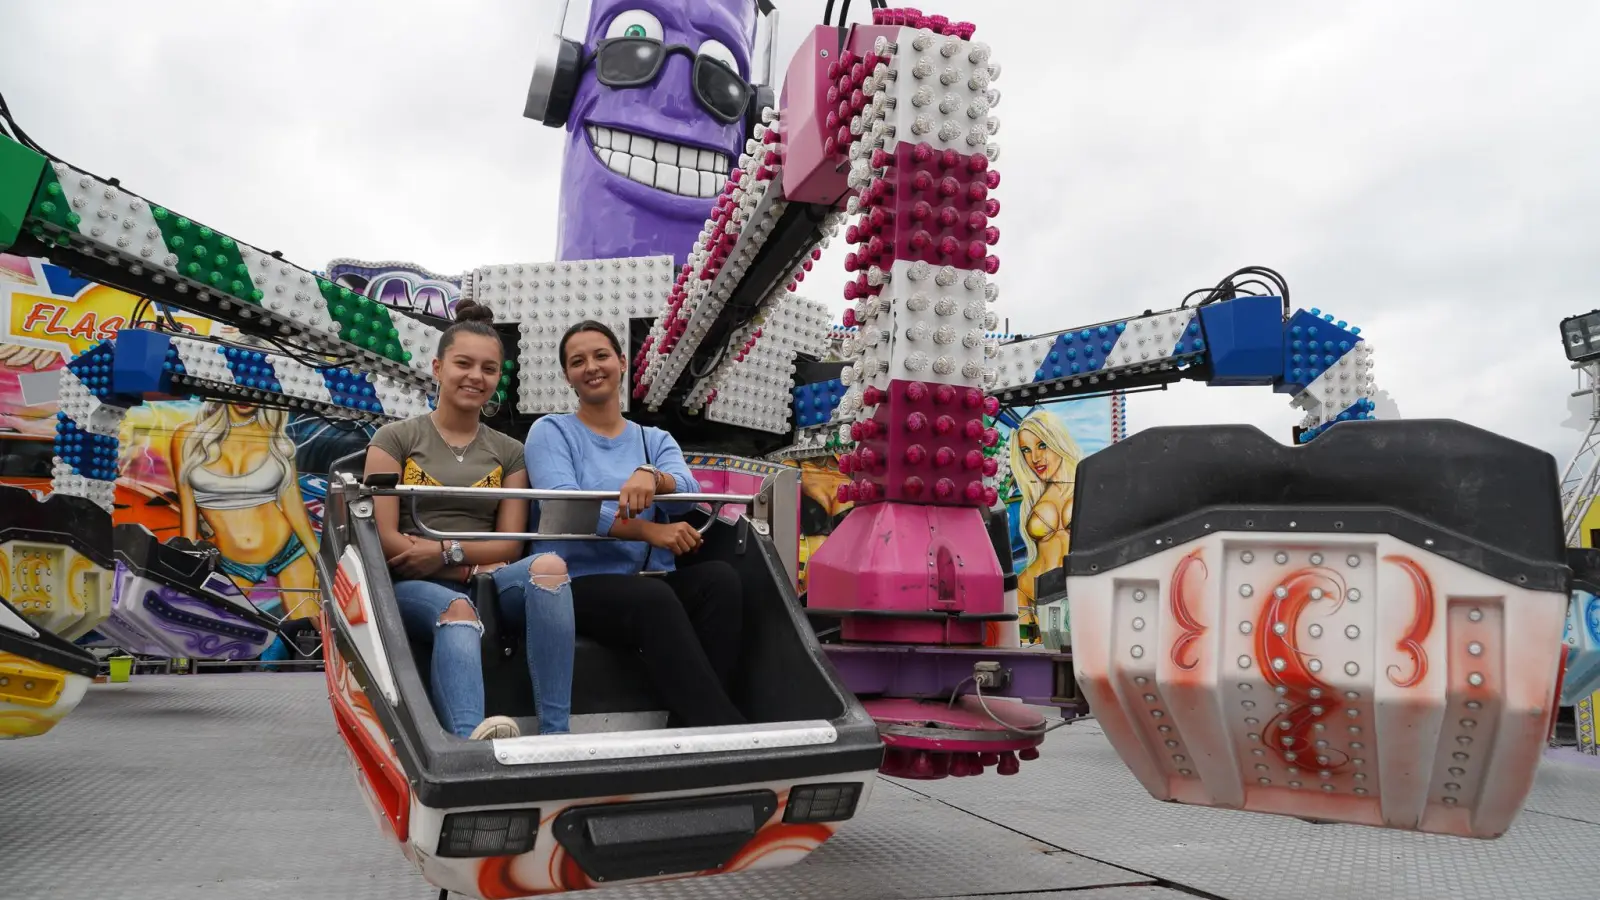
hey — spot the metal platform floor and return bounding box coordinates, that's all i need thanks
[3,674,1597,900]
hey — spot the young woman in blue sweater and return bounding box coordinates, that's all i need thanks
[524,320,747,728]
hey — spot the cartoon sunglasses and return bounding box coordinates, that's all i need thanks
[584,37,753,124]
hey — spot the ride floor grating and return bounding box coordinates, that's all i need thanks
[2,673,1595,900]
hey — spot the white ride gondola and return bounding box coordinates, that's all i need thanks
[316,452,883,898]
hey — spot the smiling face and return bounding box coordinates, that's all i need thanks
[562,328,626,407]
[432,333,504,414]
[556,0,758,266]
[1018,425,1063,482]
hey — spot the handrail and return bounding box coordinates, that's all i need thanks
[338,479,762,543]
[350,483,758,506]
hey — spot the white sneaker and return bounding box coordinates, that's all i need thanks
[468,715,521,740]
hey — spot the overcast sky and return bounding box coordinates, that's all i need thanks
[5,0,1599,464]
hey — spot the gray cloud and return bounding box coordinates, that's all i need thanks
[5,0,1597,466]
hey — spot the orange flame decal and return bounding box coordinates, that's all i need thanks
[1169,548,1208,670]
[1382,555,1434,688]
[1255,565,1352,768]
[333,563,367,626]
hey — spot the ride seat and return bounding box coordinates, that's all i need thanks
[471,573,665,720]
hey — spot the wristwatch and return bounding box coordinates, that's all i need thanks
[441,540,465,566]
[635,464,661,482]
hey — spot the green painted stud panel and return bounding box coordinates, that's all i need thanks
[0,137,48,251]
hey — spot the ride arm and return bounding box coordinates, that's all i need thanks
[0,134,440,392]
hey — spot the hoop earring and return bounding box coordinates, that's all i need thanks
[481,400,501,418]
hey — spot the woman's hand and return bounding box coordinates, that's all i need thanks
[388,536,446,580]
[642,521,703,555]
[617,468,658,519]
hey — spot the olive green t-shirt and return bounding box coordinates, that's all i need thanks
[368,415,526,538]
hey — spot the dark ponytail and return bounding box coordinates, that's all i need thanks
[438,299,500,358]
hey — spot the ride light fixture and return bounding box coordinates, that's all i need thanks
[1562,310,1600,363]
[783,783,862,824]
[436,809,540,858]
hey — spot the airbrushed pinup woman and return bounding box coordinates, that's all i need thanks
[364,300,576,740]
[525,320,748,728]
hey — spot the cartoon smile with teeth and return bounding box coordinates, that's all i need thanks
[555,0,760,266]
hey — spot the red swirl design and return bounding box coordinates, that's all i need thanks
[1382,555,1435,688]
[1169,548,1208,670]
[1254,566,1351,768]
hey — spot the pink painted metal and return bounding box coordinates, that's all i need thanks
[777,24,899,205]
[805,501,1001,644]
[837,379,999,507]
[869,696,1044,779]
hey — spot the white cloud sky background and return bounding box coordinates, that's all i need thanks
[5,0,1599,463]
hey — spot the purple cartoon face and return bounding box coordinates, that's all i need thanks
[556,0,759,266]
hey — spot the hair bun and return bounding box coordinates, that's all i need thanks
[453,299,495,325]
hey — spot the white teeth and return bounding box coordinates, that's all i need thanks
[585,125,730,197]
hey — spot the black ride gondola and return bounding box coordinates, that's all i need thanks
[315,452,883,898]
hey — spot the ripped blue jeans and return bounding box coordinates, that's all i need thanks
[392,553,575,738]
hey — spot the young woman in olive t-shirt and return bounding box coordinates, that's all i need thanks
[364,301,576,740]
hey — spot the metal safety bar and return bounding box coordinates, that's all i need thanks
[348,480,763,544]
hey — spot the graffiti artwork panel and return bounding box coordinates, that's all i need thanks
[0,255,376,631]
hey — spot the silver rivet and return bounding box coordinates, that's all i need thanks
[1308,659,1323,673]
[1279,721,1293,731]
[1310,705,1325,716]
[1345,625,1360,639]
[1345,691,1360,701]
[1251,748,1265,756]
[1240,621,1254,634]
[1453,752,1470,761]
[1310,588,1324,601]
[1448,767,1465,776]
[1466,700,1481,710]
[1310,553,1324,565]
[1443,797,1458,806]
[1133,589,1147,602]
[1348,726,1361,735]
[1132,617,1146,631]
[1241,551,1255,563]
[1277,702,1291,711]
[1350,741,1364,749]
[1457,736,1472,746]
[1274,586,1288,599]
[1468,608,1483,622]
[1131,645,1145,659]
[1444,782,1461,792]
[1179,769,1193,776]
[1239,683,1253,692]
[1289,780,1302,789]
[1255,763,1269,771]
[1355,787,1368,794]
[1248,732,1261,741]
[1345,662,1360,676]
[1242,700,1256,709]
[1273,622,1288,636]
[1240,584,1255,598]
[1461,718,1477,728]
[1348,588,1362,601]
[1239,656,1253,669]
[1151,709,1164,718]
[1468,641,1483,656]
[1275,552,1289,564]
[1259,777,1271,785]
[1165,739,1179,747]
[1245,718,1260,726]
[1158,725,1172,733]
[1286,755,1298,764]
[1310,688,1323,699]
[1135,676,1149,685]
[1346,708,1360,718]
[1144,693,1157,702]
[1272,658,1287,671]
[1172,755,1187,763]
[1467,672,1483,687]
[1321,784,1335,792]
[1346,555,1360,567]
[1309,623,1324,638]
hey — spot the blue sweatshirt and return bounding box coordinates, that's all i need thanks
[524,414,702,578]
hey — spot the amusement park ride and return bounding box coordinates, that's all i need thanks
[0,1,1586,897]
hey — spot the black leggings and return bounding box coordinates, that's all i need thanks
[570,560,747,728]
